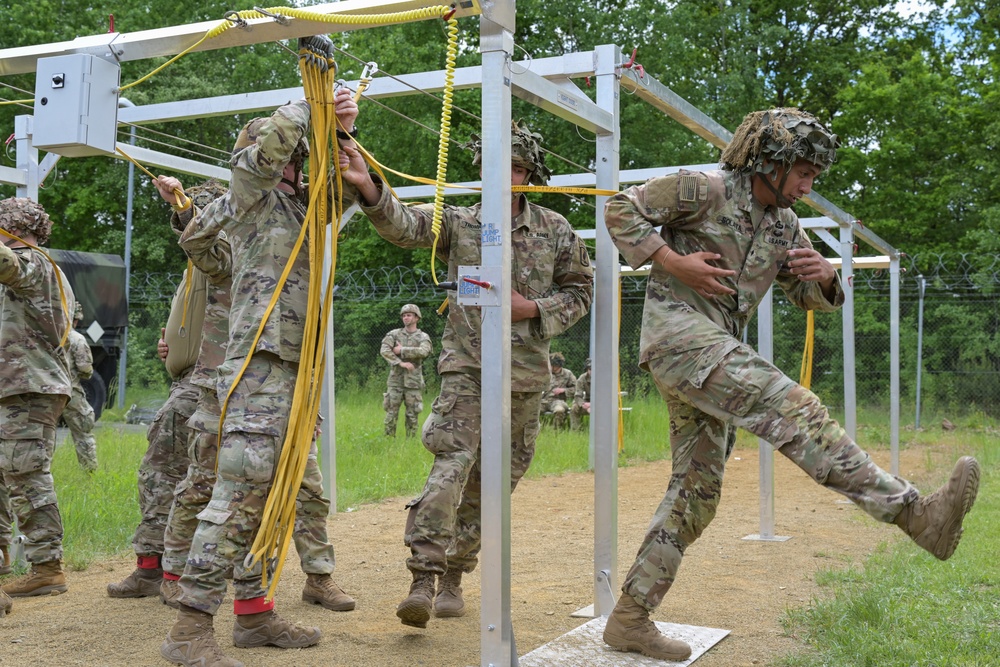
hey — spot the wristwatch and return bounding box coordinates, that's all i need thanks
[336,126,359,141]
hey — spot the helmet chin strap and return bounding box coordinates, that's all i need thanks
[280,163,304,197]
[759,167,794,208]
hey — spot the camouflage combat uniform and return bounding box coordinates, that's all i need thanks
[162,195,338,589]
[380,326,432,437]
[176,99,352,615]
[0,241,74,566]
[126,273,201,569]
[604,168,917,611]
[361,179,593,575]
[61,327,98,471]
[541,365,576,429]
[571,369,591,431]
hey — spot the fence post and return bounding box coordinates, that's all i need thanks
[915,275,926,429]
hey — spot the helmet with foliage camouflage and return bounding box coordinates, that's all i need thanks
[73,301,84,322]
[233,117,310,168]
[400,303,422,319]
[466,120,553,186]
[186,179,228,209]
[584,357,591,370]
[550,352,565,368]
[0,197,53,246]
[720,108,839,177]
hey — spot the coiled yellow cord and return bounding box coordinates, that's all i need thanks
[428,17,458,285]
[0,228,71,347]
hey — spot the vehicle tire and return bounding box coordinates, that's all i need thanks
[82,373,107,421]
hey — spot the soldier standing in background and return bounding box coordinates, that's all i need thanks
[380,304,432,438]
[340,119,593,629]
[571,357,591,431]
[601,107,980,662]
[540,352,575,429]
[61,301,98,472]
[106,217,205,599]
[0,197,74,602]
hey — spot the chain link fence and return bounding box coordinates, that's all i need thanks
[124,253,1000,423]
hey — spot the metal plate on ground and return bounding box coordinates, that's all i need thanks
[519,616,729,666]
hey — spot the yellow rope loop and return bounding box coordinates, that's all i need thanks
[429,17,458,285]
[0,98,33,107]
[0,228,72,347]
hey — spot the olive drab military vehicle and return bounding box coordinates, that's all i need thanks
[49,249,127,419]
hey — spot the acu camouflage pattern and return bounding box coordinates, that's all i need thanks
[162,387,335,580]
[571,369,591,431]
[541,365,576,428]
[361,181,593,392]
[605,169,844,368]
[0,244,74,399]
[604,167,917,612]
[0,393,68,563]
[61,329,97,471]
[381,326,432,436]
[130,369,198,557]
[404,372,542,575]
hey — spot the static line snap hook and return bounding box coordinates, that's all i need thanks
[360,61,379,80]
[253,6,290,25]
[223,11,250,31]
[243,552,257,570]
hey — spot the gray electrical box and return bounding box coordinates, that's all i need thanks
[33,54,120,157]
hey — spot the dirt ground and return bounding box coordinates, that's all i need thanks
[0,442,958,667]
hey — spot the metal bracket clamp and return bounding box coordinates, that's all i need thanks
[253,7,291,26]
[455,265,503,307]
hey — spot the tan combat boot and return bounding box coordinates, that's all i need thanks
[107,565,163,598]
[0,544,11,576]
[233,608,321,648]
[396,570,436,628]
[434,569,465,617]
[161,605,243,667]
[603,594,692,662]
[1,560,67,597]
[302,573,356,611]
[893,456,980,560]
[160,577,182,609]
[0,589,11,618]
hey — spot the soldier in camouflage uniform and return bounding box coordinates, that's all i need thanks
[571,357,591,431]
[601,108,981,662]
[0,197,73,601]
[341,120,593,628]
[151,176,354,615]
[106,260,201,599]
[381,304,433,437]
[541,352,576,429]
[161,38,360,666]
[61,301,98,471]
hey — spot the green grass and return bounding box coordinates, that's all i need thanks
[777,431,1000,667]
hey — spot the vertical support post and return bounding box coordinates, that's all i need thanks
[118,99,137,410]
[840,224,857,438]
[14,115,38,201]
[889,257,900,475]
[479,13,514,667]
[592,43,621,618]
[915,275,926,430]
[320,224,337,511]
[587,306,595,471]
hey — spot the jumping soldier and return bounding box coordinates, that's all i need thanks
[0,197,74,602]
[571,357,591,431]
[540,352,576,429]
[339,119,594,629]
[61,301,98,472]
[601,107,980,662]
[161,35,359,667]
[380,304,433,438]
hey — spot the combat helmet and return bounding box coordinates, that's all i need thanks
[466,120,553,186]
[720,108,839,206]
[550,352,565,368]
[0,197,53,246]
[400,304,422,319]
[185,179,228,210]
